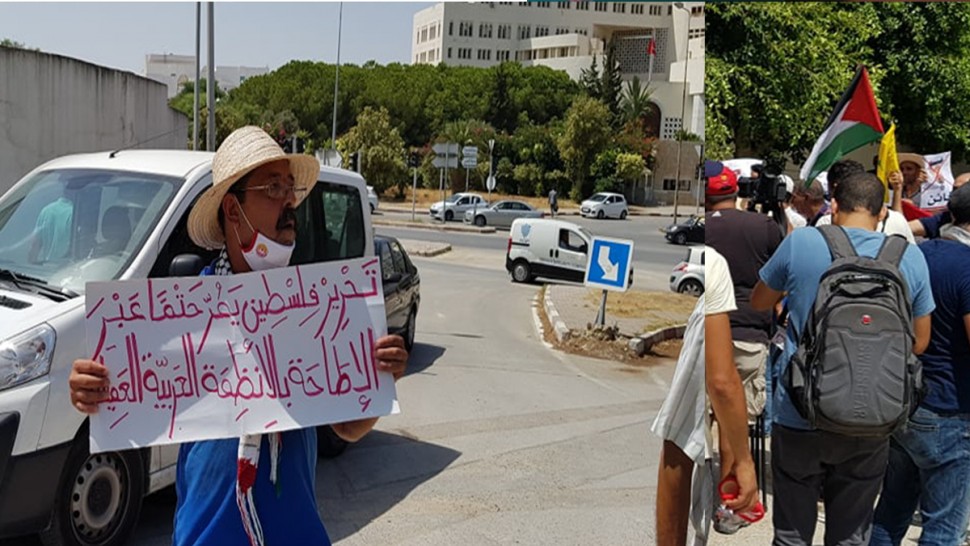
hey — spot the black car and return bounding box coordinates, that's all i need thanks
[664,215,705,245]
[375,235,421,351]
[317,235,421,458]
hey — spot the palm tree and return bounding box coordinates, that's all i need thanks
[620,76,655,126]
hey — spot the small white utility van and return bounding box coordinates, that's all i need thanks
[0,149,373,546]
[506,218,595,284]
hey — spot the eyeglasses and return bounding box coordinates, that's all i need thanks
[237,176,308,201]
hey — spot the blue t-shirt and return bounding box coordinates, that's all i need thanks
[760,227,935,430]
[917,239,970,413]
[174,427,329,545]
[175,261,330,545]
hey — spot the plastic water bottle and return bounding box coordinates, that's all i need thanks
[713,476,765,535]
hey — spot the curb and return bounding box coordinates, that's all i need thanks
[638,324,687,350]
[372,219,496,234]
[406,244,452,258]
[541,288,571,343]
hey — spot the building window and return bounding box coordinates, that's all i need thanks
[479,23,493,39]
[497,50,511,62]
[460,21,473,37]
[576,1,589,9]
[536,25,549,37]
[448,47,452,59]
[430,25,436,40]
[476,49,492,61]
[649,5,663,16]
[631,4,644,14]
[449,21,453,36]
[661,179,691,191]
[518,25,531,40]
[689,28,705,39]
[498,24,511,40]
[613,3,626,13]
[536,1,551,7]
[692,6,704,16]
[594,2,607,12]
[421,28,429,43]
[668,5,673,15]
[556,27,569,35]
[661,117,683,140]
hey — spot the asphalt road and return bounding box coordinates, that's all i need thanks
[7,254,677,546]
[376,210,693,280]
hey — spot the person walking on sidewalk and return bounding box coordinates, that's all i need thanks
[548,187,559,217]
[871,183,970,546]
[752,172,934,546]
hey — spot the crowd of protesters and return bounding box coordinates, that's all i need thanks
[654,153,970,546]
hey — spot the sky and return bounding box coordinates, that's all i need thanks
[0,2,434,75]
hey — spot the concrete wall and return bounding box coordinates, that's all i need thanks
[0,46,188,194]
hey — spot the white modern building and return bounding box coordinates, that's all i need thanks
[411,1,705,205]
[145,53,269,98]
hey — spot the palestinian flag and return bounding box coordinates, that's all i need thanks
[799,66,885,186]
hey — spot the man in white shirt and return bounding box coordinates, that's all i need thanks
[653,246,760,544]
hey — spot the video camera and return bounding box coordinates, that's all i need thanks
[737,164,788,207]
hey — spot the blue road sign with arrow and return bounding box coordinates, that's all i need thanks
[584,237,634,292]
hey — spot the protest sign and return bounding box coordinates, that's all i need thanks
[84,257,395,453]
[920,151,954,210]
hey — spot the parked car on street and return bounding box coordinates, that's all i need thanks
[464,199,543,228]
[0,150,374,546]
[429,192,486,221]
[670,246,705,297]
[319,234,421,459]
[580,192,628,219]
[664,215,705,245]
[367,185,379,213]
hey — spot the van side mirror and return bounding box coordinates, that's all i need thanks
[170,254,205,277]
[384,272,403,284]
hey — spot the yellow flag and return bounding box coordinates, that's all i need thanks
[877,123,900,202]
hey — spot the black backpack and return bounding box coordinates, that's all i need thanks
[786,225,922,437]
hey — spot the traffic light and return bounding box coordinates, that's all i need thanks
[347,151,358,172]
[408,151,420,169]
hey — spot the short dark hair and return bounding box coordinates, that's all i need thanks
[827,160,865,193]
[833,172,884,217]
[949,183,970,226]
[794,179,826,203]
[216,173,251,232]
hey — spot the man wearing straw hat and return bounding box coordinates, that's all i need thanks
[67,126,409,545]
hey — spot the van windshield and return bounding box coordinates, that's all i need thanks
[0,168,179,293]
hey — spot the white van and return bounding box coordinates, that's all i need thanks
[0,150,373,546]
[506,218,595,283]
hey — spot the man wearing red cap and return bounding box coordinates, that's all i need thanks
[705,160,783,491]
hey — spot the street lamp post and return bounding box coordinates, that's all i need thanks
[672,2,691,224]
[330,2,343,164]
[193,3,200,151]
[206,2,215,152]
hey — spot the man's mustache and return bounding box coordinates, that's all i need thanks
[277,208,297,230]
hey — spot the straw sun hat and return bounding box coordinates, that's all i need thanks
[188,126,320,250]
[897,152,924,167]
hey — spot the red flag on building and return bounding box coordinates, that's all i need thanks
[647,37,656,83]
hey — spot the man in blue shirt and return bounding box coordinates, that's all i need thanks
[68,127,409,546]
[872,183,970,545]
[752,172,934,546]
[909,172,970,239]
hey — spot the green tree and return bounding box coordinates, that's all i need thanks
[706,2,880,162]
[338,106,407,195]
[557,97,612,200]
[615,153,647,187]
[580,56,601,99]
[600,38,623,129]
[620,76,654,127]
[487,62,516,134]
[1,38,38,50]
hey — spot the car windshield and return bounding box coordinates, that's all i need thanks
[445,194,462,203]
[588,194,608,203]
[0,168,179,293]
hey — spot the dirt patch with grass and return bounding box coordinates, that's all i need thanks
[581,289,696,335]
[539,287,688,366]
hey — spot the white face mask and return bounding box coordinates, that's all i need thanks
[233,204,294,271]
